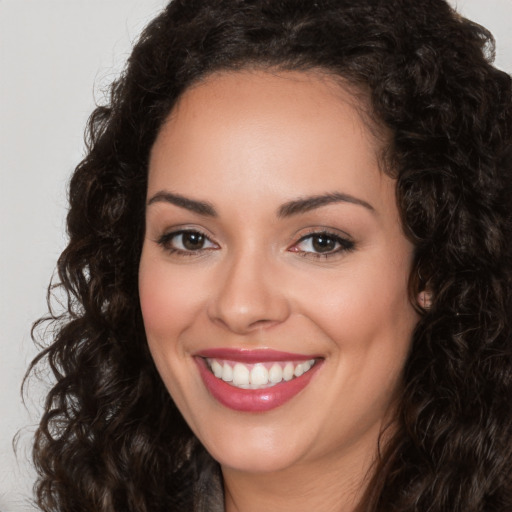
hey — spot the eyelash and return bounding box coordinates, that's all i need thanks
[290,230,355,259]
[156,229,355,259]
[156,230,218,257]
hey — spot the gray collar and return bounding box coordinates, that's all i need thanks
[193,449,224,512]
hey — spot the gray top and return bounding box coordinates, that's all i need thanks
[193,457,224,512]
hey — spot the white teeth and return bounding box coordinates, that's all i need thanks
[250,364,269,387]
[208,358,316,389]
[211,360,223,378]
[232,363,250,386]
[294,363,305,377]
[268,363,283,384]
[283,363,294,381]
[221,363,233,382]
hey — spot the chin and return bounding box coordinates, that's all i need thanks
[195,419,311,474]
[211,443,302,474]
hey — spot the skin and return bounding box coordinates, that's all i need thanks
[139,70,419,512]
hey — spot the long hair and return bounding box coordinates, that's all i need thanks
[29,1,512,510]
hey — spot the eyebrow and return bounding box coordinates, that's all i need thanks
[146,190,375,218]
[277,192,375,217]
[147,191,217,217]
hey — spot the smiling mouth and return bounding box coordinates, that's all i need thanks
[205,358,318,389]
[194,349,324,412]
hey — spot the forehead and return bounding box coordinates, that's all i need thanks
[148,69,393,215]
[158,69,381,154]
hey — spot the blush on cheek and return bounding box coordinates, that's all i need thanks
[139,262,205,342]
[139,266,174,335]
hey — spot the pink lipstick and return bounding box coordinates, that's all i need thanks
[194,348,323,412]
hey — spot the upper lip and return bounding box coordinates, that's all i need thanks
[194,348,321,363]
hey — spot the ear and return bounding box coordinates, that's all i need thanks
[417,290,432,309]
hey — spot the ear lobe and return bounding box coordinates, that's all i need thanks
[417,290,432,309]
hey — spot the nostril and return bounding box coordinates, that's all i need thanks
[211,315,279,334]
[246,318,283,331]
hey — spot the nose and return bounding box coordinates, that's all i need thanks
[207,250,291,334]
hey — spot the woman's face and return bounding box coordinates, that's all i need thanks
[139,70,418,476]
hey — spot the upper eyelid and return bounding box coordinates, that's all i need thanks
[292,226,354,243]
[297,231,349,242]
[159,228,216,241]
[155,225,217,240]
[293,232,353,247]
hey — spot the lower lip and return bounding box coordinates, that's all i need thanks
[195,357,322,412]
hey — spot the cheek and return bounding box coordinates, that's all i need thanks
[292,250,416,355]
[296,257,416,423]
[138,250,204,406]
[138,250,203,342]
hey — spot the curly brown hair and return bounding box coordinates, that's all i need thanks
[29,0,512,510]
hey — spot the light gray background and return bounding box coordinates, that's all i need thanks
[0,1,510,510]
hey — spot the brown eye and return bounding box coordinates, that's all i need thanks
[290,231,355,258]
[157,229,218,254]
[311,234,337,253]
[182,231,206,250]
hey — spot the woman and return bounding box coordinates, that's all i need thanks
[30,0,512,511]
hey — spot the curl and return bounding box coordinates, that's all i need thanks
[29,1,512,510]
